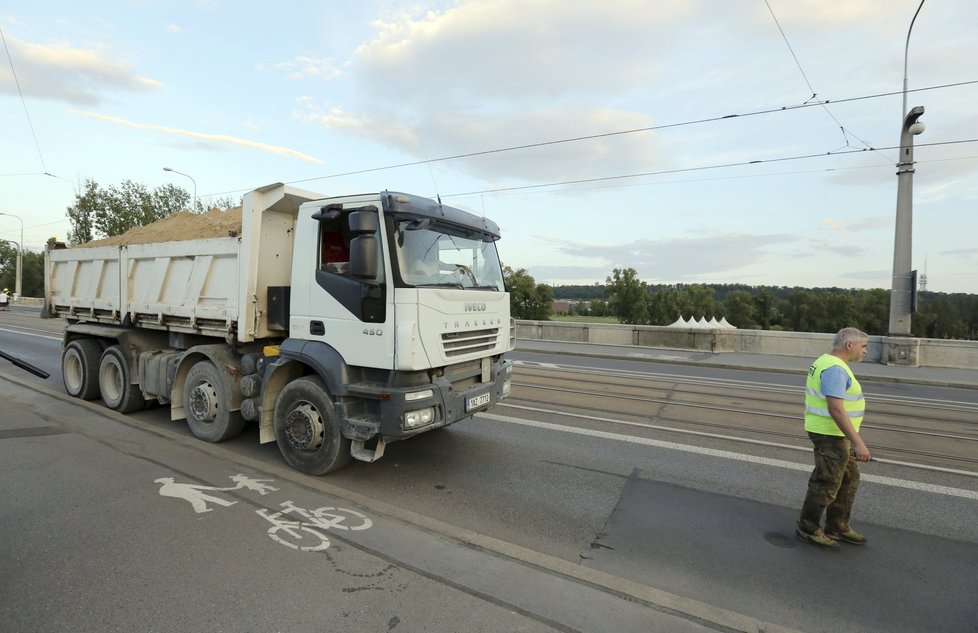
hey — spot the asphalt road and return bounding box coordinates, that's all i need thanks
[1,318,977,633]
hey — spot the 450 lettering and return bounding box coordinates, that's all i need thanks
[363,328,384,336]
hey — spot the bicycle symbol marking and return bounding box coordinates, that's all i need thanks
[256,501,373,552]
[154,474,373,552]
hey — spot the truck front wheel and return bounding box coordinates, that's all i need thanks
[183,361,245,443]
[98,346,145,413]
[273,376,351,475]
[63,339,102,400]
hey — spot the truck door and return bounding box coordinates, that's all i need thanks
[293,198,395,369]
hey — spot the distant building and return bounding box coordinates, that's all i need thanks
[552,300,574,315]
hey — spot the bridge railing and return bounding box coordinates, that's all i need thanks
[515,320,978,370]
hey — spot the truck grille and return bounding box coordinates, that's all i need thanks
[441,328,499,357]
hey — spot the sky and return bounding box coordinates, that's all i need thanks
[2,0,977,294]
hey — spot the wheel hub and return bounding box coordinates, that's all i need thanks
[189,381,219,422]
[285,404,325,451]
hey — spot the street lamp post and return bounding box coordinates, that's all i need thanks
[888,106,925,340]
[163,167,198,211]
[0,212,23,298]
[887,0,926,366]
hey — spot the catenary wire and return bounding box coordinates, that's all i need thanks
[0,27,47,173]
[201,79,978,198]
[763,0,892,163]
[440,137,978,198]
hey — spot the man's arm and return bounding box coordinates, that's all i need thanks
[826,397,871,461]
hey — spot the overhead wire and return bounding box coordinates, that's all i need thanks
[763,0,892,163]
[439,138,978,199]
[0,26,47,173]
[202,79,978,198]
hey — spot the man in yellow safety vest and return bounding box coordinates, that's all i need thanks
[797,327,871,550]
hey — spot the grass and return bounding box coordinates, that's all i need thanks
[549,315,620,324]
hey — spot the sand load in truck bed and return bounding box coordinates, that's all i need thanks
[79,207,243,248]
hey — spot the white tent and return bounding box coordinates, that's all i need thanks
[667,315,738,329]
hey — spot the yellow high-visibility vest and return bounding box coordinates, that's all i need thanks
[804,353,864,436]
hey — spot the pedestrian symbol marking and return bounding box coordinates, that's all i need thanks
[155,477,237,514]
[155,474,279,513]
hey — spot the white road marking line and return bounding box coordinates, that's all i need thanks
[0,326,63,341]
[478,412,978,501]
[500,402,978,479]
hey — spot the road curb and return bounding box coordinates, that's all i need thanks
[5,371,804,633]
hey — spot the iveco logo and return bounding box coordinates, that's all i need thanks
[465,302,487,312]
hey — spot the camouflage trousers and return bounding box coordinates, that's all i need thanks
[798,432,861,535]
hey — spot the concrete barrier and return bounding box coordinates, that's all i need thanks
[516,321,976,370]
[13,296,44,307]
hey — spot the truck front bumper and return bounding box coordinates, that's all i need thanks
[374,356,512,441]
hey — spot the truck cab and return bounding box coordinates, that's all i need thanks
[258,190,514,473]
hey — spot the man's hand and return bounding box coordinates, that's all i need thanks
[852,439,871,462]
[827,396,870,461]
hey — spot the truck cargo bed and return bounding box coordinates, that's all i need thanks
[46,237,241,339]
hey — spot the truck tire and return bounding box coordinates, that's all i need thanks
[183,361,245,442]
[62,339,102,400]
[274,376,351,475]
[98,346,145,413]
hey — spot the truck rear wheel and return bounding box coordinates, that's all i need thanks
[98,346,145,413]
[63,339,102,400]
[183,361,245,442]
[274,376,351,475]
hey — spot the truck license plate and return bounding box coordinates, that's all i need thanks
[465,392,491,412]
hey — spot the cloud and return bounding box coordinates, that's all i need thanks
[357,0,691,103]
[297,99,673,183]
[0,35,161,105]
[524,265,612,283]
[820,215,890,235]
[939,247,978,256]
[289,0,700,183]
[840,270,890,282]
[272,55,343,81]
[70,110,324,164]
[542,232,799,282]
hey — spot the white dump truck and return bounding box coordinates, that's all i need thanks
[44,183,513,474]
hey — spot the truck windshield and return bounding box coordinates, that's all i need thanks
[393,220,505,290]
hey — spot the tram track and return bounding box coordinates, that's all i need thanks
[509,364,978,474]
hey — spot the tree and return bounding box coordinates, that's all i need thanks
[685,284,718,320]
[504,267,553,320]
[65,179,192,245]
[724,290,756,328]
[753,289,775,330]
[854,289,890,335]
[780,289,812,332]
[0,243,44,297]
[648,285,688,325]
[588,299,609,317]
[606,268,649,325]
[824,293,857,332]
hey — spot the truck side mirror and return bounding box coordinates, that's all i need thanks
[348,210,379,280]
[348,210,378,233]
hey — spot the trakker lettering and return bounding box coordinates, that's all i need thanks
[443,318,503,330]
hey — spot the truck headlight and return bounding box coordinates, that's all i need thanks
[404,407,435,429]
[502,378,512,398]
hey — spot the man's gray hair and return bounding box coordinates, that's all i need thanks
[833,327,868,350]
